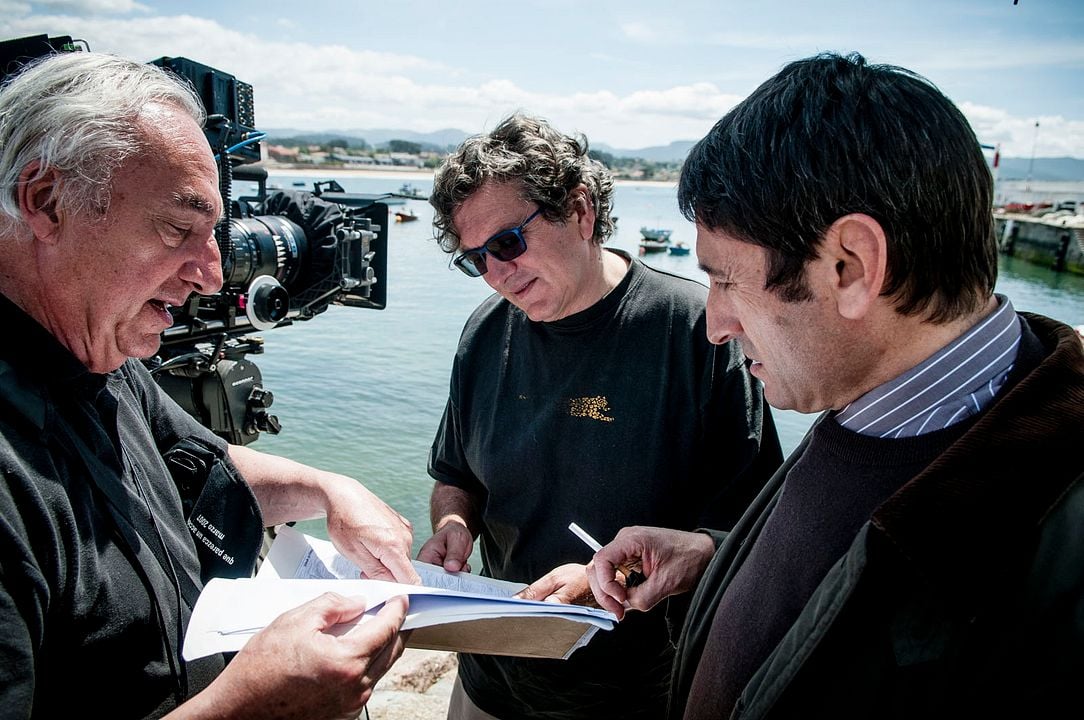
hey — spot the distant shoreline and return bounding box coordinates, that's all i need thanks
[262,164,432,181]
[256,164,1084,199]
[256,163,678,188]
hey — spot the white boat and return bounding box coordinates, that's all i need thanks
[640,226,672,242]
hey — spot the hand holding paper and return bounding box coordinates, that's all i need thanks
[515,563,595,605]
[183,590,407,719]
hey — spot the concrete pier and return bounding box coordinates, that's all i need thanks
[993,213,1084,276]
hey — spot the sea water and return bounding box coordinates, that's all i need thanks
[246,172,1084,550]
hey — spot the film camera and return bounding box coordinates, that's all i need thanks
[153,57,390,445]
[1,35,392,445]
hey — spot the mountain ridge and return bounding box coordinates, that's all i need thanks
[261,127,1084,180]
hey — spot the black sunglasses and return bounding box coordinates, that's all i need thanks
[453,208,541,277]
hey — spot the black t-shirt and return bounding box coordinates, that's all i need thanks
[429,250,782,719]
[0,292,261,718]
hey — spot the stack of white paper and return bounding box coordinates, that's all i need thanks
[183,526,617,661]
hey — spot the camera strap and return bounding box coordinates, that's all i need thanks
[49,401,199,705]
[54,406,204,606]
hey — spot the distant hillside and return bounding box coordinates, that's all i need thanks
[263,127,468,153]
[264,127,693,162]
[262,127,1084,179]
[594,140,695,163]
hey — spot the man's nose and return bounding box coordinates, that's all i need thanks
[485,255,516,288]
[182,231,224,295]
[706,289,741,345]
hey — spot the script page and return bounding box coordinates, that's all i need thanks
[183,527,616,661]
[260,525,528,596]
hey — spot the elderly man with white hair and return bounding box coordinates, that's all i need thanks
[0,51,417,719]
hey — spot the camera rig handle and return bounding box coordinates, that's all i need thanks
[150,335,280,445]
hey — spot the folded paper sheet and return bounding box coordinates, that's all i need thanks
[183,526,617,661]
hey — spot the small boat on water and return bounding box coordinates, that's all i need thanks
[639,226,672,254]
[668,241,691,256]
[395,209,419,222]
[639,239,669,254]
[399,182,425,199]
[640,227,672,242]
[291,181,306,187]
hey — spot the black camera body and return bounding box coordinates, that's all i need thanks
[153,180,389,445]
[142,56,390,445]
[151,56,260,165]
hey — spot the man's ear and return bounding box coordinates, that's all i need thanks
[819,213,887,321]
[569,182,595,241]
[17,162,63,244]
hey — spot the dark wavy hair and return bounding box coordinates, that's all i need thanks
[430,112,615,253]
[678,52,997,322]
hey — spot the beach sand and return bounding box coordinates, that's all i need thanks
[368,649,457,719]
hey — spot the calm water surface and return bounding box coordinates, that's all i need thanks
[248,174,1084,549]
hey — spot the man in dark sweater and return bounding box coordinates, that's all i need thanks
[418,113,782,719]
[588,53,1084,719]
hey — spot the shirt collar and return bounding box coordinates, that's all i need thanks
[836,294,1021,438]
[0,290,99,390]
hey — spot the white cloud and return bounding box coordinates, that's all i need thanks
[893,41,1084,74]
[961,101,1084,158]
[32,0,149,13]
[1,12,729,147]
[2,11,1081,155]
[0,1,31,14]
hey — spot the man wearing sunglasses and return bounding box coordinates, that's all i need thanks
[418,113,782,720]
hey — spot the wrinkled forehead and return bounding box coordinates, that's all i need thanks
[452,181,532,246]
[131,103,222,216]
[695,224,772,279]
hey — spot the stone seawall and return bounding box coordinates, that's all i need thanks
[994,214,1084,276]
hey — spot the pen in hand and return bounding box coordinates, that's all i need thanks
[568,522,645,588]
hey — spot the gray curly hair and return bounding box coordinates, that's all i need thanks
[0,52,205,238]
[430,113,616,253]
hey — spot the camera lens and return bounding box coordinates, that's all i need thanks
[223,215,307,291]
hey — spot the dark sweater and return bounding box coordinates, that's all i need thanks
[685,416,971,718]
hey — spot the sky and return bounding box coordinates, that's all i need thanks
[2,0,1083,157]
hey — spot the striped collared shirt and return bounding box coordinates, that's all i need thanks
[835,295,1021,438]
